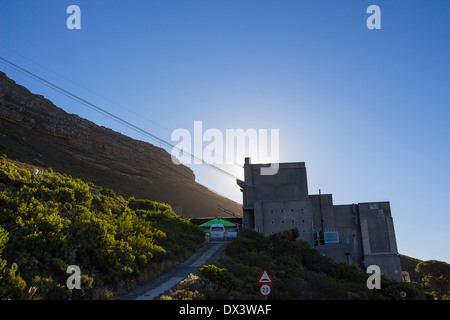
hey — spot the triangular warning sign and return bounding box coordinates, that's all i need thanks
[258,269,273,284]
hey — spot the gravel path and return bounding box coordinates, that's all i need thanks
[117,240,228,300]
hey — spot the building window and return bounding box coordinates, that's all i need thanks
[369,203,379,210]
[324,232,339,244]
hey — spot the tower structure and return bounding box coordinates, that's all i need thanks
[237,157,403,281]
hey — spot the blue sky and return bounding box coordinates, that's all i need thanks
[1,1,449,262]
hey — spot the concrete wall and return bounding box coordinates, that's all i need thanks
[358,202,396,254]
[309,193,334,231]
[243,158,309,208]
[254,199,314,243]
[357,202,403,281]
[318,244,353,263]
[365,254,403,281]
[308,198,364,265]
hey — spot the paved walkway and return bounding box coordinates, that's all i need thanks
[117,240,228,300]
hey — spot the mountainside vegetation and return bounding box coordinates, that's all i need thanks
[164,229,433,300]
[400,255,423,283]
[0,155,205,300]
[401,255,450,300]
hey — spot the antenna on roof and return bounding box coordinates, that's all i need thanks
[319,189,324,232]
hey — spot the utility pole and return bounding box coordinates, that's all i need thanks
[319,189,324,231]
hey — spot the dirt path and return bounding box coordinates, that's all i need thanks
[117,241,228,300]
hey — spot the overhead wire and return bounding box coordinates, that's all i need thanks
[0,45,244,169]
[0,56,242,182]
[0,57,243,214]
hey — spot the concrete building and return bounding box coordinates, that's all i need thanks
[236,158,403,281]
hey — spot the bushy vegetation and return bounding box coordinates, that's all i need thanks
[0,156,204,299]
[415,260,450,299]
[164,229,427,300]
[401,255,449,300]
[400,255,423,282]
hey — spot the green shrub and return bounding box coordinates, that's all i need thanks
[0,159,204,299]
[166,228,429,300]
[199,265,239,290]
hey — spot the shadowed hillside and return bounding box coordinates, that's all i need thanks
[0,157,206,299]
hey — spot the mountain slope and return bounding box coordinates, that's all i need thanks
[0,72,241,219]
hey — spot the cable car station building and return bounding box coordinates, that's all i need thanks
[236,158,403,281]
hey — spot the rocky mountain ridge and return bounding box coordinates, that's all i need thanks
[0,72,242,218]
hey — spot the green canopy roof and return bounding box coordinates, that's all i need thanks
[199,219,235,227]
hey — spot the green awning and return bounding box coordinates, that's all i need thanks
[199,219,235,227]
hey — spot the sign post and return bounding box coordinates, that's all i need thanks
[260,284,271,297]
[258,269,273,299]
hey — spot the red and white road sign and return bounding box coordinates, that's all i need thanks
[260,284,271,296]
[258,269,273,284]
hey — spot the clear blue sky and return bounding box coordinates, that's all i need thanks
[1,1,449,262]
